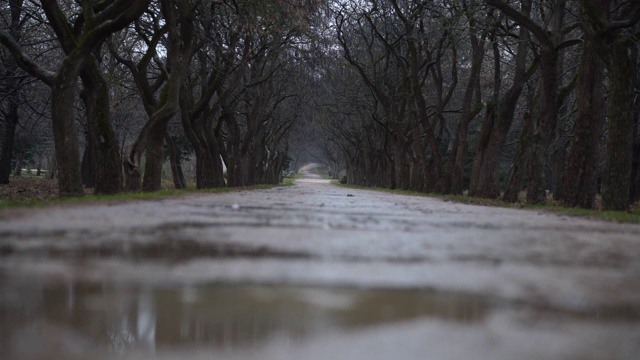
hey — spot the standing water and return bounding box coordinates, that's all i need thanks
[0,277,484,359]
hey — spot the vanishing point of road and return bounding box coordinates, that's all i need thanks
[1,165,639,359]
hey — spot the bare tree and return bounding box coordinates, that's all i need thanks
[0,0,24,184]
[469,0,537,199]
[111,0,195,192]
[0,0,151,197]
[579,0,640,210]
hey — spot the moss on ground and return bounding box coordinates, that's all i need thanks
[332,181,640,224]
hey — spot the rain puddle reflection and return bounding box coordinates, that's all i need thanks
[0,280,484,357]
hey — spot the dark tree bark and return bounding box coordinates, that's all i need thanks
[469,103,499,197]
[503,110,534,202]
[486,0,569,205]
[602,43,635,210]
[469,0,534,199]
[632,135,640,203]
[140,123,169,192]
[179,47,230,189]
[81,132,96,188]
[551,48,577,201]
[79,53,123,194]
[50,55,85,197]
[45,0,150,197]
[525,28,563,204]
[0,93,18,183]
[120,0,195,192]
[0,0,22,185]
[577,0,640,210]
[182,106,226,189]
[166,133,186,189]
[631,45,640,203]
[442,9,486,195]
[561,15,605,209]
[426,40,458,191]
[403,11,442,192]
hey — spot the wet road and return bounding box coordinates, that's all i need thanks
[1,168,640,359]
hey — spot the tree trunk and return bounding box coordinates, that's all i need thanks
[51,58,84,197]
[444,22,485,195]
[629,45,640,204]
[602,43,635,210]
[237,155,250,187]
[1,0,151,197]
[409,156,421,192]
[394,140,410,190]
[561,34,605,208]
[485,0,565,205]
[406,39,434,193]
[126,96,186,192]
[526,50,559,205]
[195,126,225,189]
[124,162,142,192]
[166,133,186,189]
[0,0,22,184]
[48,156,57,180]
[127,118,176,193]
[81,132,96,188]
[0,30,20,184]
[80,55,123,195]
[469,0,533,199]
[503,111,534,202]
[142,122,169,192]
[0,97,18,184]
[123,0,194,192]
[470,103,503,198]
[195,148,215,188]
[632,139,640,203]
[551,139,568,201]
[408,115,429,192]
[180,100,226,189]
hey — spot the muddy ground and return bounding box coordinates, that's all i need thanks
[1,165,639,359]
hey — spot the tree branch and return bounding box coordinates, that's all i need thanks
[0,30,55,86]
[485,0,553,49]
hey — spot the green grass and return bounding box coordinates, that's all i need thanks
[0,181,292,210]
[525,204,640,223]
[282,173,304,186]
[332,181,640,224]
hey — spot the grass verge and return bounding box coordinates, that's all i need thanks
[332,181,640,224]
[281,173,304,186]
[0,177,298,210]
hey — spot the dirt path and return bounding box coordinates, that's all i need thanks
[1,174,639,359]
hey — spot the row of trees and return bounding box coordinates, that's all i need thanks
[317,0,640,211]
[0,0,320,196]
[2,0,639,212]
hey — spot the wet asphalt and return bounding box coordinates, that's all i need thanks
[1,165,639,359]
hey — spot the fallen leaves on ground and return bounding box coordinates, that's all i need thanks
[0,176,58,203]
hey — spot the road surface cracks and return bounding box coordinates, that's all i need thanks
[1,171,639,359]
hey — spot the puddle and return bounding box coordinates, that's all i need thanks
[0,280,484,357]
[0,240,313,262]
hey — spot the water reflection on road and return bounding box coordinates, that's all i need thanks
[3,177,639,359]
[0,278,484,358]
